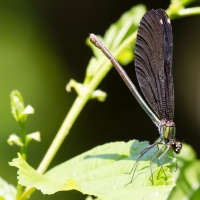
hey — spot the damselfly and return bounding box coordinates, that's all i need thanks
[90,9,182,184]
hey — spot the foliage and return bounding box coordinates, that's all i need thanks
[10,141,175,199]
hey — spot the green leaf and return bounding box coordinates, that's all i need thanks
[0,177,17,200]
[21,105,34,115]
[90,89,107,102]
[26,131,41,145]
[10,140,175,199]
[168,143,200,200]
[7,134,23,146]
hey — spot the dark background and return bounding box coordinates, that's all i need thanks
[0,0,200,199]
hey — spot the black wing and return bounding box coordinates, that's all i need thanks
[135,9,174,121]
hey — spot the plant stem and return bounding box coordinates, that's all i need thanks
[178,7,200,17]
[19,123,27,160]
[167,7,200,19]
[16,123,27,199]
[16,184,23,200]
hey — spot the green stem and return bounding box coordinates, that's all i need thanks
[19,123,27,160]
[177,7,200,17]
[16,123,27,199]
[16,184,23,200]
[167,7,200,19]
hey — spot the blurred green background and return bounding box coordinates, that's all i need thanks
[0,0,200,199]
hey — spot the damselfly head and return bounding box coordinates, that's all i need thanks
[170,140,182,154]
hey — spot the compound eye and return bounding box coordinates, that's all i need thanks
[171,141,176,148]
[175,148,181,154]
